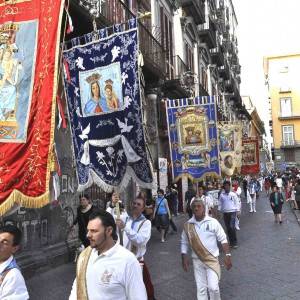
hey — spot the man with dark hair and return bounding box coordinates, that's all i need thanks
[69,210,147,300]
[115,195,155,299]
[72,194,95,247]
[0,225,29,299]
[218,181,239,248]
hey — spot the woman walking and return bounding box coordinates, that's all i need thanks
[153,189,171,242]
[269,185,284,224]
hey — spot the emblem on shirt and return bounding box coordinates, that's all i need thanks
[101,269,113,284]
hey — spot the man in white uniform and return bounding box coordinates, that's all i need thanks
[116,195,154,299]
[0,225,29,299]
[69,210,147,300]
[181,199,232,300]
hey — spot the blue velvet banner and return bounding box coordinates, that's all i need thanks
[63,19,152,192]
[166,96,220,182]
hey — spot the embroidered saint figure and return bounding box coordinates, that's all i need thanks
[84,73,108,116]
[104,79,119,110]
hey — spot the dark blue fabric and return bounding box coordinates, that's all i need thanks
[167,96,220,181]
[63,19,152,191]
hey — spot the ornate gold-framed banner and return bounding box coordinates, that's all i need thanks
[218,121,243,176]
[166,96,220,182]
[241,137,260,175]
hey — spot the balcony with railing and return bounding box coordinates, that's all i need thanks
[210,36,224,66]
[72,0,166,77]
[164,55,193,98]
[278,112,300,120]
[181,0,206,24]
[281,140,300,148]
[197,17,217,49]
[218,61,230,79]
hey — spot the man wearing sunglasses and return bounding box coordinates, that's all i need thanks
[115,195,155,300]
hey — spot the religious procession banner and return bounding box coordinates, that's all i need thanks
[166,96,220,182]
[218,121,243,176]
[0,0,64,215]
[241,137,260,175]
[62,19,153,192]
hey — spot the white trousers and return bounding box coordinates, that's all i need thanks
[249,194,256,212]
[193,258,221,300]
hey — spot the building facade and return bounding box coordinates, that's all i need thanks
[242,96,270,173]
[264,54,300,171]
[3,0,251,275]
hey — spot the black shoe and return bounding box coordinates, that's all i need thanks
[279,221,282,224]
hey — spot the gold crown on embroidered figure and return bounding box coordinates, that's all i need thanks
[0,23,19,32]
[86,73,101,84]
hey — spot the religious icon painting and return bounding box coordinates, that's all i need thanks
[241,137,260,174]
[217,122,243,176]
[79,62,123,117]
[176,106,210,155]
[0,21,38,142]
[166,96,220,182]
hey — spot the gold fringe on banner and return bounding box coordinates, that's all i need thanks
[0,190,50,217]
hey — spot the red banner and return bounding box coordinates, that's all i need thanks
[241,137,260,175]
[0,0,64,215]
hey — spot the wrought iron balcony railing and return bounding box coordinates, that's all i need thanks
[76,0,166,76]
[281,140,300,147]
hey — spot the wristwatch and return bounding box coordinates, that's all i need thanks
[225,253,232,257]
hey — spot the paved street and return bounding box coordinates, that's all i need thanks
[27,192,300,299]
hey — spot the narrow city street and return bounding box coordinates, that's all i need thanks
[27,192,300,299]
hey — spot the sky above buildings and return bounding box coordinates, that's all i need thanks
[232,0,300,139]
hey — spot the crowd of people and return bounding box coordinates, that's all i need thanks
[1,171,298,299]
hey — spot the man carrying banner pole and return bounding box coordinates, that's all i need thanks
[181,199,232,300]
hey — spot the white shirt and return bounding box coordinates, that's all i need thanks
[0,256,29,300]
[69,244,147,300]
[233,187,242,211]
[181,216,227,258]
[218,191,239,213]
[276,178,283,188]
[123,216,151,259]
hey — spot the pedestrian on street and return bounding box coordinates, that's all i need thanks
[181,199,232,300]
[0,225,29,299]
[218,181,239,248]
[185,185,196,218]
[69,210,147,300]
[294,179,300,209]
[72,194,96,248]
[264,177,271,196]
[269,185,284,224]
[247,177,260,213]
[153,189,171,242]
[232,181,242,230]
[242,177,248,198]
[115,195,155,300]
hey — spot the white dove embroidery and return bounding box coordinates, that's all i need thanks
[121,72,128,84]
[75,57,85,70]
[79,123,90,140]
[111,46,121,62]
[116,118,133,133]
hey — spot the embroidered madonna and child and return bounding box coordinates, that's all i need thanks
[82,70,121,117]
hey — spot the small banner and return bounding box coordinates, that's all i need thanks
[218,121,243,176]
[166,96,220,182]
[0,0,64,215]
[62,19,153,192]
[241,137,260,175]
